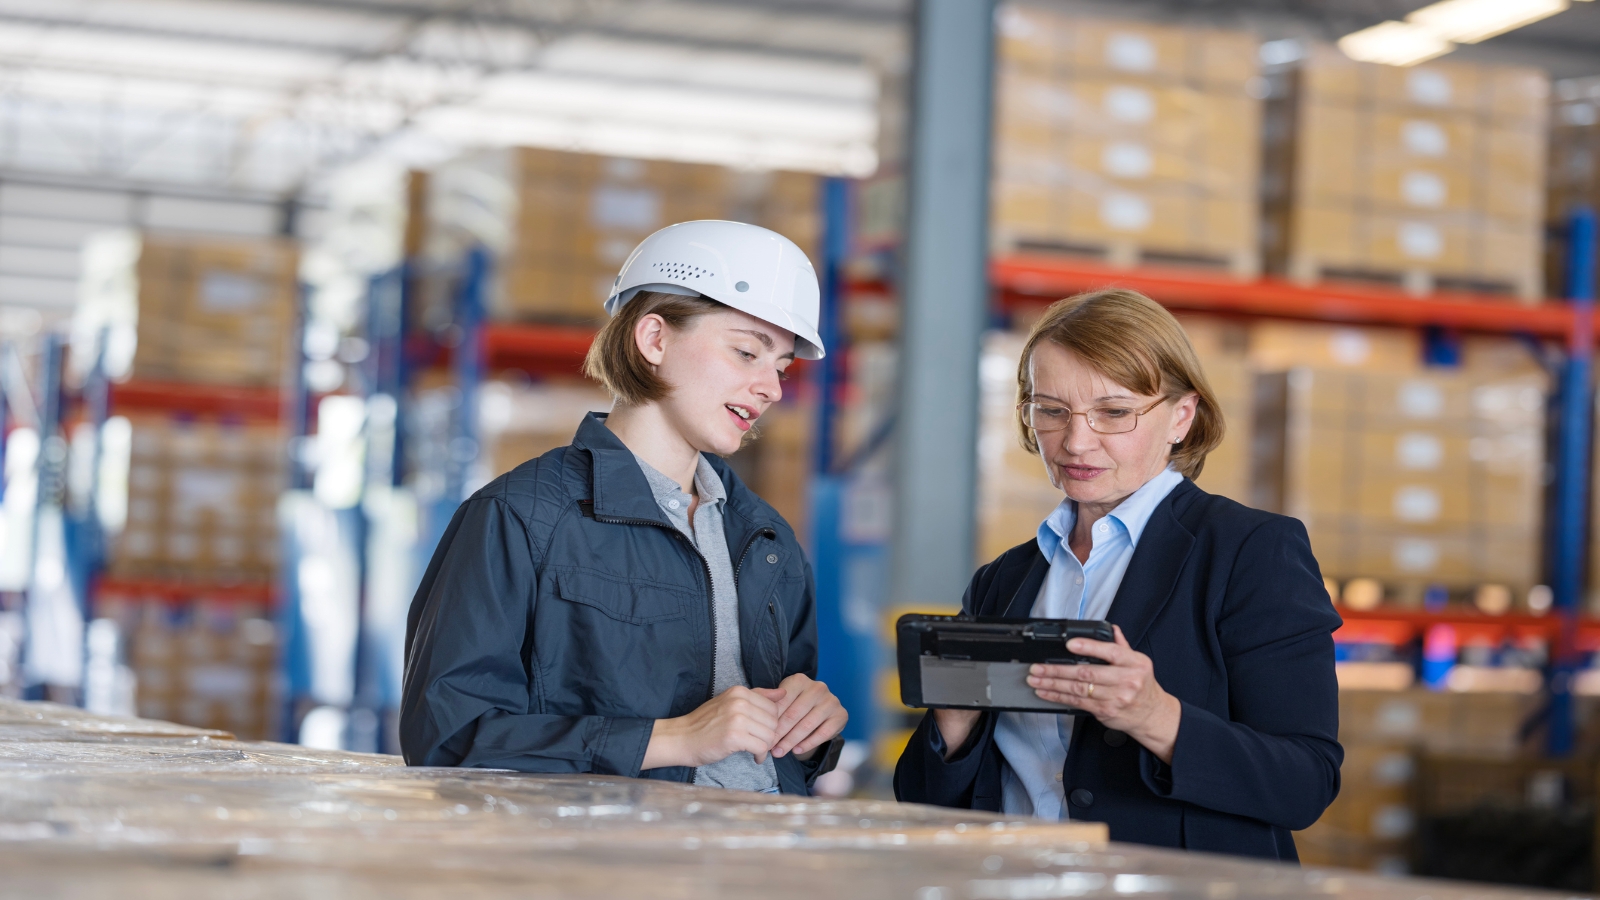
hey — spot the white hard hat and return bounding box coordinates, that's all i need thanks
[605,220,825,359]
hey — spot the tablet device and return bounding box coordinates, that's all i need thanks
[897,614,1115,714]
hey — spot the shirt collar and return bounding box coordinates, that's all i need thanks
[632,451,726,509]
[1036,466,1185,561]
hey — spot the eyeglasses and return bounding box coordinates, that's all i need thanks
[1017,398,1167,435]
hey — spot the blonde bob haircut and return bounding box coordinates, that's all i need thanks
[583,290,723,406]
[1015,288,1224,481]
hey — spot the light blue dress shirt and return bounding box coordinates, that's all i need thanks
[993,466,1184,819]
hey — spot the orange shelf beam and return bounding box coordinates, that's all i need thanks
[482,323,596,377]
[992,255,1576,339]
[94,577,275,606]
[109,380,284,421]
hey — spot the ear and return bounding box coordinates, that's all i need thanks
[1171,392,1199,443]
[633,313,668,368]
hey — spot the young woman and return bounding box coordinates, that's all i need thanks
[401,220,847,794]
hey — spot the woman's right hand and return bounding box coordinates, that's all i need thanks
[643,685,786,769]
[932,709,983,760]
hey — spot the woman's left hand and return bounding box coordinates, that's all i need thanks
[1026,625,1182,764]
[769,673,848,760]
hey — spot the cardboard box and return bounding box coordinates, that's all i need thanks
[990,10,1260,270]
[1254,365,1546,591]
[1264,44,1548,299]
[426,147,819,325]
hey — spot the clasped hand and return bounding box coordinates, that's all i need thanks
[643,673,847,770]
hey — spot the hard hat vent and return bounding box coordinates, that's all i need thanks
[652,261,713,280]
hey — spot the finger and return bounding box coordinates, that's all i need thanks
[739,691,782,718]
[732,699,779,731]
[754,687,789,706]
[1028,663,1077,680]
[777,686,823,732]
[793,708,849,756]
[1113,625,1131,648]
[773,701,834,757]
[1065,637,1123,664]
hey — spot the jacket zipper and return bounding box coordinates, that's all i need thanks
[588,510,778,705]
[589,510,720,702]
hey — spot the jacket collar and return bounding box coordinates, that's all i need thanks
[569,412,780,530]
[1106,479,1198,648]
[1002,478,1199,648]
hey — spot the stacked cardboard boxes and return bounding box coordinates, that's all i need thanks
[73,232,299,388]
[1252,355,1546,597]
[1297,689,1543,873]
[109,414,285,585]
[93,593,279,740]
[425,147,818,325]
[992,6,1261,275]
[1263,45,1548,299]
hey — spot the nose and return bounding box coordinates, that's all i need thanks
[1060,412,1099,455]
[754,366,782,404]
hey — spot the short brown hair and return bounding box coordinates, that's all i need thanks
[583,290,723,405]
[1015,288,1224,480]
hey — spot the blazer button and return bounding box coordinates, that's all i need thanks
[1069,789,1094,808]
[1102,729,1128,747]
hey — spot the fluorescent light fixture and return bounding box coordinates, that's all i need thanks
[1338,20,1453,66]
[1408,0,1570,44]
[1340,0,1586,66]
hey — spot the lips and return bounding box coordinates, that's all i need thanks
[726,404,758,433]
[1060,464,1106,481]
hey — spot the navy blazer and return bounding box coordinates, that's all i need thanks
[894,479,1343,861]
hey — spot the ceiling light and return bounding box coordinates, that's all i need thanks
[1337,20,1454,67]
[1408,0,1570,44]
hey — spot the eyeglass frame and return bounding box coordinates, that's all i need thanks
[1016,396,1170,436]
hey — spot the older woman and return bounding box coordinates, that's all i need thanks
[895,289,1342,861]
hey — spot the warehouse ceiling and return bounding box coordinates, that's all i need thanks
[1,0,1597,326]
[0,0,907,324]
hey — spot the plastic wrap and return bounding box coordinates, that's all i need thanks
[0,698,1561,899]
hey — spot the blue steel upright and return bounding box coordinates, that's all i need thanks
[809,177,879,743]
[1550,206,1596,757]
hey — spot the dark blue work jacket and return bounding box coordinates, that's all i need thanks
[895,479,1343,860]
[401,413,836,794]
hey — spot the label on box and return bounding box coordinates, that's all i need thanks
[1100,193,1152,231]
[1106,32,1156,72]
[1103,85,1154,123]
[1407,69,1453,106]
[1393,537,1440,572]
[1101,142,1153,179]
[589,186,660,231]
[1396,432,1443,470]
[1400,171,1447,208]
[1392,485,1441,522]
[1402,120,1448,156]
[1396,380,1444,417]
[1397,221,1443,259]
[199,271,266,312]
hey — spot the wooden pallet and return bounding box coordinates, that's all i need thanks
[993,231,1261,280]
[1286,255,1542,303]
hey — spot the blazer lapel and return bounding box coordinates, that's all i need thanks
[1000,550,1050,618]
[1106,490,1195,648]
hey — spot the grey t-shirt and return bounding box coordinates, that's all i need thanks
[633,452,779,793]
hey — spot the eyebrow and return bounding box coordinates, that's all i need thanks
[734,328,796,361]
[1031,392,1136,404]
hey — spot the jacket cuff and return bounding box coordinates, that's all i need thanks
[799,735,846,786]
[1138,700,1198,800]
[924,712,988,772]
[594,716,655,777]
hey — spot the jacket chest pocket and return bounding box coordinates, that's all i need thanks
[554,570,691,625]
